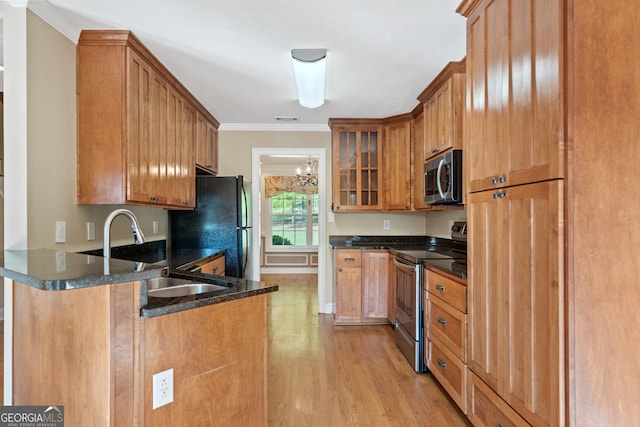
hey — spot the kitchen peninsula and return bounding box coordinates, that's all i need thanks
[0,248,277,426]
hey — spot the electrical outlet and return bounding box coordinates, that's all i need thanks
[55,221,66,243]
[383,220,390,230]
[152,368,174,409]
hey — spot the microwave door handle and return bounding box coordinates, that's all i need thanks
[436,158,446,199]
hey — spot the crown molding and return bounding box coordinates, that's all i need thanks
[218,123,330,132]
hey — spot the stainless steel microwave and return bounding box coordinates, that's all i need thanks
[424,149,463,205]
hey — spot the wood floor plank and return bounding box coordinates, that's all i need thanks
[264,274,470,427]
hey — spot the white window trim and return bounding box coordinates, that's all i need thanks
[266,192,318,252]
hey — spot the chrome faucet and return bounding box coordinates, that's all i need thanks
[103,208,146,274]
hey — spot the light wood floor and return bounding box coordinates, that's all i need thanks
[263,274,470,427]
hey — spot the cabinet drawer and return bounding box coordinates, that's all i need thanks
[201,256,225,276]
[426,269,467,312]
[468,371,529,427]
[427,296,467,362]
[335,250,362,268]
[428,336,468,414]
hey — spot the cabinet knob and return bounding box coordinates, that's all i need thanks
[437,316,447,326]
[212,267,218,272]
[338,267,343,272]
[437,358,447,370]
[432,148,438,154]
[435,284,446,292]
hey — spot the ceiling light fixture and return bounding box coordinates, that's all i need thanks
[291,49,327,109]
[296,158,319,187]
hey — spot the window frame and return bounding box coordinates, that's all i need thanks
[266,191,319,252]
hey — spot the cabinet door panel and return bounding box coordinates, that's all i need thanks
[469,181,563,426]
[502,180,563,426]
[467,188,503,393]
[335,267,362,322]
[363,251,389,320]
[332,126,383,211]
[384,121,412,211]
[127,50,153,204]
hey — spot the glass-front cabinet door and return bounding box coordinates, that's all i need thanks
[330,120,383,211]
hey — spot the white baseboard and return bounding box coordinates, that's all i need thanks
[260,267,318,274]
[322,303,335,314]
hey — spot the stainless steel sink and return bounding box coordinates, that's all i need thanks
[147,277,228,298]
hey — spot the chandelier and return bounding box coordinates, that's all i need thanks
[296,158,319,187]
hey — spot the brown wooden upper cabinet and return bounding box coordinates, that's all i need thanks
[383,115,413,211]
[77,30,219,209]
[417,59,466,162]
[329,119,384,212]
[195,111,219,175]
[462,0,563,194]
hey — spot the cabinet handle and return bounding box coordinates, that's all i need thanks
[497,424,504,427]
[435,284,445,292]
[493,191,507,199]
[212,267,218,272]
[437,358,447,369]
[431,148,438,154]
[344,258,355,262]
[492,175,507,185]
[437,316,447,326]
[150,195,158,202]
[338,267,343,272]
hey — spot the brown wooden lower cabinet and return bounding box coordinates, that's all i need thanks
[467,371,529,427]
[424,267,469,414]
[12,280,267,426]
[334,249,390,325]
[200,254,225,275]
[428,335,468,414]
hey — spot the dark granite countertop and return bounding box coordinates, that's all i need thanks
[0,245,278,317]
[0,248,167,290]
[140,270,278,318]
[329,234,467,280]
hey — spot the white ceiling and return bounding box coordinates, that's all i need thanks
[24,0,466,130]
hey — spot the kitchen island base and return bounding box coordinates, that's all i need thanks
[13,280,267,426]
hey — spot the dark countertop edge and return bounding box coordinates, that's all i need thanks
[0,265,167,291]
[328,235,453,250]
[140,284,279,318]
[424,263,467,282]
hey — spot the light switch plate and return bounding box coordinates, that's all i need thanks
[87,222,95,240]
[55,221,66,243]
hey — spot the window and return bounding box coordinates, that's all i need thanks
[269,191,318,248]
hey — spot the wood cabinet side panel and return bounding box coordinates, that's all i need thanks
[77,44,126,204]
[142,296,267,426]
[13,282,115,426]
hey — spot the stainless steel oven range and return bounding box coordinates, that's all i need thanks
[393,255,425,372]
[393,222,468,372]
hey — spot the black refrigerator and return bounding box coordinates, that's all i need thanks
[169,175,252,278]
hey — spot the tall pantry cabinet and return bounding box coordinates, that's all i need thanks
[459,0,640,426]
[458,0,564,426]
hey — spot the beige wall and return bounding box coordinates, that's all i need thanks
[23,11,168,252]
